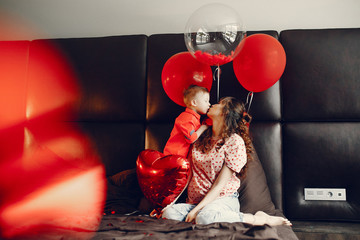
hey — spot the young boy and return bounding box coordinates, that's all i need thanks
[163,85,211,158]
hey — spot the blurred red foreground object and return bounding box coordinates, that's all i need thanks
[0,41,106,239]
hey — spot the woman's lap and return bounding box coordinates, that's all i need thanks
[161,203,196,222]
[162,194,243,224]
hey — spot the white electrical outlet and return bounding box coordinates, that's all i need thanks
[304,188,346,201]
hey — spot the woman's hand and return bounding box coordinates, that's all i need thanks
[185,165,234,223]
[185,208,199,223]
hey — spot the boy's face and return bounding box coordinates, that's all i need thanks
[193,92,210,115]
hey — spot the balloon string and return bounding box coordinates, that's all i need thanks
[245,91,254,113]
[213,65,221,102]
[213,67,218,82]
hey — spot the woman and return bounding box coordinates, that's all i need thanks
[162,97,291,226]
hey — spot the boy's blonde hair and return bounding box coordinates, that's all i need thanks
[183,85,209,107]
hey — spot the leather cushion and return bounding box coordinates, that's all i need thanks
[280,29,360,121]
[53,35,148,121]
[283,122,360,220]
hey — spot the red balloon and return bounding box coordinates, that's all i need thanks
[161,52,212,106]
[136,149,191,208]
[233,34,286,92]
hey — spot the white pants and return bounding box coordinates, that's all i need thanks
[162,193,244,224]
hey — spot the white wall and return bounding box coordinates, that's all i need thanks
[0,0,359,40]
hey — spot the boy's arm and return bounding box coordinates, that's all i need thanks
[192,117,212,141]
[193,125,208,142]
[177,116,207,143]
[181,124,207,143]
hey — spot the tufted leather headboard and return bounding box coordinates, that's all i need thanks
[280,29,360,221]
[53,35,148,174]
[3,28,359,222]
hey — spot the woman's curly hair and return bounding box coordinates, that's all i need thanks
[194,97,253,179]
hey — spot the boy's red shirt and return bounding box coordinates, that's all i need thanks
[163,108,201,157]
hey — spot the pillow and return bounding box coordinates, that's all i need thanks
[105,169,155,214]
[238,147,276,215]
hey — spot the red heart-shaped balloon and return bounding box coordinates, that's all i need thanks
[136,149,191,208]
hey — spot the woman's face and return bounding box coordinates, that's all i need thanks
[207,101,224,119]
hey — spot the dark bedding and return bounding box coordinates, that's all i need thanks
[94,166,298,240]
[92,214,294,240]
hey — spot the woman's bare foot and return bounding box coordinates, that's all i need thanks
[254,211,292,226]
[243,211,292,226]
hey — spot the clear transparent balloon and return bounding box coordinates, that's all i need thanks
[184,3,246,66]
